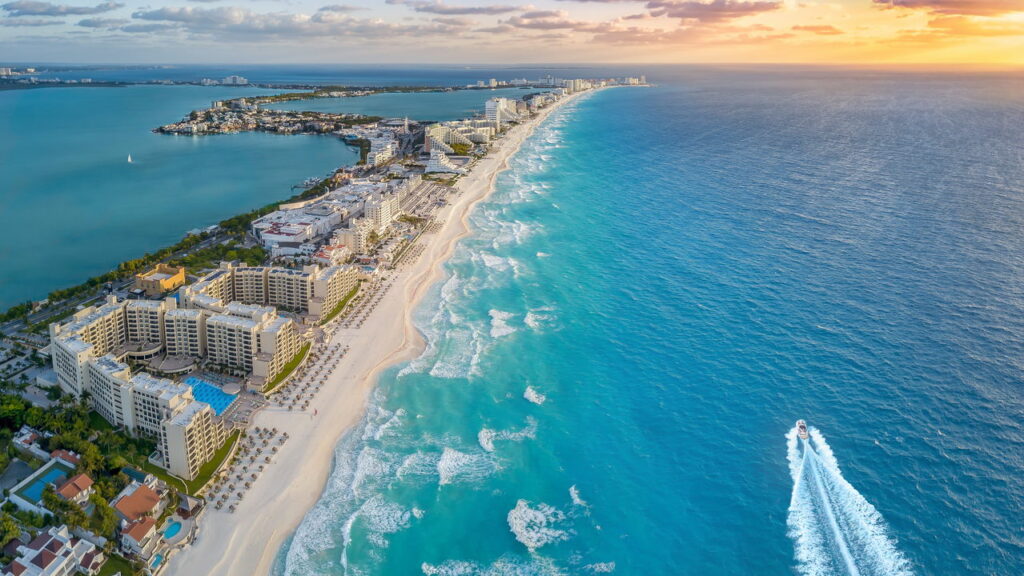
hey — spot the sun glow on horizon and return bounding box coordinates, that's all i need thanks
[0,0,1021,64]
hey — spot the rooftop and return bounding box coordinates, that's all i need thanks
[59,298,124,335]
[167,401,212,427]
[166,308,204,319]
[57,336,93,354]
[91,354,128,375]
[126,299,166,310]
[113,483,161,522]
[207,313,258,330]
[122,516,156,542]
[56,474,93,500]
[130,373,191,401]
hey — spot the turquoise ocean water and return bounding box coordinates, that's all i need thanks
[275,71,1024,575]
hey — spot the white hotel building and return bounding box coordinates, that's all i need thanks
[52,336,224,481]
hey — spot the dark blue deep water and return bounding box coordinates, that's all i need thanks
[277,70,1024,575]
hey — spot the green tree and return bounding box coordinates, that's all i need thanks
[0,396,27,429]
[41,485,87,530]
[87,494,118,537]
[24,407,46,429]
[0,511,20,547]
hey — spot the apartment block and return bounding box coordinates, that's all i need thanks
[205,305,266,375]
[180,261,361,320]
[309,265,361,318]
[162,402,226,480]
[164,308,207,359]
[73,355,225,481]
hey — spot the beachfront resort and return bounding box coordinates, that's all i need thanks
[0,74,644,576]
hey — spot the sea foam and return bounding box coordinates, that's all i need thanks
[437,447,495,486]
[507,499,569,551]
[489,309,517,339]
[524,386,546,405]
[477,417,538,452]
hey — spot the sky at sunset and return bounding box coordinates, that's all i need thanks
[1,0,1022,64]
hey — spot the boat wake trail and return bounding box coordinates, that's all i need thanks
[787,425,914,576]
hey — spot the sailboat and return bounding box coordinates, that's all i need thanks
[127,154,133,163]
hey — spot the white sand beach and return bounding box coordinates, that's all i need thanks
[163,91,583,576]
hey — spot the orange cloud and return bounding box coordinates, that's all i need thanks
[873,0,1024,16]
[791,24,844,35]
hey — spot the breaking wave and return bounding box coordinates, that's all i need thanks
[477,417,538,452]
[523,386,546,405]
[489,309,518,339]
[437,446,497,486]
[421,556,562,576]
[507,499,570,551]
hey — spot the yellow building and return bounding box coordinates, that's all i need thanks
[134,264,185,297]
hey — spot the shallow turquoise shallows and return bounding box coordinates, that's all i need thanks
[0,85,358,308]
[275,70,1024,576]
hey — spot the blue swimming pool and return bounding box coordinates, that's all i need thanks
[185,377,237,415]
[163,520,182,539]
[18,462,73,503]
[151,553,163,568]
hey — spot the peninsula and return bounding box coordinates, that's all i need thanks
[155,100,380,136]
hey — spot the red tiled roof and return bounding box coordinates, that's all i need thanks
[80,549,104,571]
[113,484,160,522]
[122,517,156,542]
[57,474,93,500]
[31,549,57,569]
[26,533,49,551]
[50,449,79,465]
[9,560,27,575]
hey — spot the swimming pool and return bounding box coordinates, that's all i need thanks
[151,553,164,568]
[185,377,238,415]
[163,520,182,539]
[17,462,73,503]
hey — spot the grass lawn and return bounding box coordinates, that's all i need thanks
[137,430,241,495]
[88,411,115,432]
[264,343,311,395]
[99,553,140,576]
[319,285,360,325]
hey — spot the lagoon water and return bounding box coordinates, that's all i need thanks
[277,70,1024,575]
[0,84,358,308]
[0,80,554,308]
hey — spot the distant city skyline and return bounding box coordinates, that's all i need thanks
[0,0,1022,64]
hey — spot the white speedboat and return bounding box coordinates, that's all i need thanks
[796,419,809,440]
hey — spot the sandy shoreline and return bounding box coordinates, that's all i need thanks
[163,90,584,576]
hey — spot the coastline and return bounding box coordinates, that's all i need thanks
[163,89,588,576]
